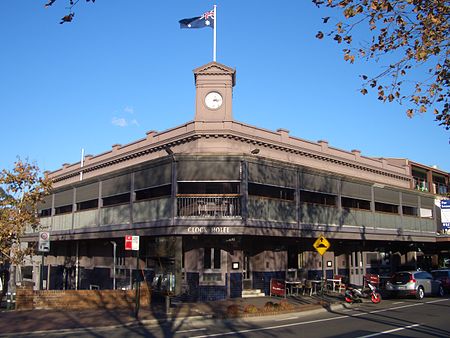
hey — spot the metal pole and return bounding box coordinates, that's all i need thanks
[110,241,117,290]
[40,253,45,290]
[134,250,140,318]
[321,254,325,299]
[213,4,217,62]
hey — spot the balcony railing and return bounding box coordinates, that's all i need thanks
[413,177,429,192]
[177,195,241,217]
[433,182,448,195]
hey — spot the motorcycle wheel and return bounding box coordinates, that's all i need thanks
[371,292,381,304]
[344,297,353,303]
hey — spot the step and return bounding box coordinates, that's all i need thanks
[242,289,266,298]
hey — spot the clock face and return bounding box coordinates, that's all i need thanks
[204,91,223,110]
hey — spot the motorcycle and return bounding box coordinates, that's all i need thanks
[344,282,382,304]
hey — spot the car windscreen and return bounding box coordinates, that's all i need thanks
[392,272,411,284]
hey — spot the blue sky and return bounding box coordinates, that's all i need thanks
[1,1,449,174]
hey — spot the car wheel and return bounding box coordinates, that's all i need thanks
[416,286,424,300]
[437,285,445,297]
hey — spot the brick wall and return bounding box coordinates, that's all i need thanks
[16,285,151,310]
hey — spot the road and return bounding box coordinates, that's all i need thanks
[9,297,450,338]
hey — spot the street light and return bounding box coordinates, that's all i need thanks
[110,241,117,290]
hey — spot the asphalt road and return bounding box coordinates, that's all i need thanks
[10,297,450,338]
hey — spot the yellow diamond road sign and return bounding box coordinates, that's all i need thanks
[313,235,330,256]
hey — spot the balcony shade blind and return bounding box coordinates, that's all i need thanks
[421,197,434,209]
[177,159,240,181]
[134,163,172,190]
[341,181,372,200]
[248,163,296,187]
[76,182,99,203]
[300,172,339,194]
[101,174,131,197]
[54,190,73,207]
[401,192,419,207]
[37,195,53,210]
[374,187,399,205]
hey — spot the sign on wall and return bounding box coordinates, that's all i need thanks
[125,235,140,251]
[441,200,450,230]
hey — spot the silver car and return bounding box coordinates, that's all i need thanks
[385,270,444,299]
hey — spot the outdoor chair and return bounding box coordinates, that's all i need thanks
[303,279,313,296]
[334,275,346,293]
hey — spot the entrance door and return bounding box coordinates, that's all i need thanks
[243,253,252,290]
[349,251,365,285]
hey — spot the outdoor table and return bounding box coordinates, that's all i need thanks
[285,281,303,295]
[327,278,341,292]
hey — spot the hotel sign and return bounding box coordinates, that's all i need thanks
[441,200,450,230]
[187,226,230,234]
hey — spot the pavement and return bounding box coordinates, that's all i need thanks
[0,293,344,336]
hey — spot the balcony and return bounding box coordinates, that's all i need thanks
[433,181,448,195]
[177,195,241,217]
[413,177,429,192]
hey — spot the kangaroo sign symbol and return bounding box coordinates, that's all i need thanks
[313,234,330,256]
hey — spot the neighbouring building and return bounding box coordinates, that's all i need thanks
[18,62,450,301]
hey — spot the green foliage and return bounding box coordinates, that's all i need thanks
[314,0,450,129]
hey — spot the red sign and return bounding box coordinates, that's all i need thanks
[270,279,286,297]
[125,235,139,251]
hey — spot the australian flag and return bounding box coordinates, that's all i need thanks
[179,9,215,29]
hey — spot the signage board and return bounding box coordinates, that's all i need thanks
[441,200,450,230]
[270,279,286,297]
[313,234,330,256]
[38,231,50,253]
[125,235,139,251]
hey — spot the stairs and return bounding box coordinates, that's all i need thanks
[242,289,266,298]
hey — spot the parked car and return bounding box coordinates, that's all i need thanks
[384,270,445,299]
[431,269,450,293]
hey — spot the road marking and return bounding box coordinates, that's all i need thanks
[392,301,404,304]
[190,299,450,338]
[177,328,207,334]
[356,324,420,338]
[425,298,449,304]
[274,316,298,321]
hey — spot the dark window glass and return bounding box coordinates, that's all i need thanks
[213,248,221,269]
[40,208,52,217]
[402,205,417,216]
[375,202,398,214]
[135,184,171,201]
[102,193,130,207]
[204,248,212,269]
[178,182,239,194]
[248,183,295,201]
[342,197,371,210]
[77,199,98,211]
[300,190,336,206]
[54,204,72,215]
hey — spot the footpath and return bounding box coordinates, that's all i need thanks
[0,294,343,336]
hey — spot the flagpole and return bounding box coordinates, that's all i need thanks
[213,4,217,62]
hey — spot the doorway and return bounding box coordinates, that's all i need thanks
[243,253,252,290]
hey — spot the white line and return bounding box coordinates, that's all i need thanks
[177,328,207,334]
[392,301,404,304]
[274,316,298,321]
[425,298,450,304]
[191,299,450,338]
[356,323,420,338]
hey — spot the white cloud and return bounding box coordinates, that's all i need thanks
[112,117,128,127]
[124,106,134,114]
[130,119,139,126]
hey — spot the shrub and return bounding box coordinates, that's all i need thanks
[243,304,258,314]
[226,304,240,317]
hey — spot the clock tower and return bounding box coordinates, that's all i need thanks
[193,62,236,122]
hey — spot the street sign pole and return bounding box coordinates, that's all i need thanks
[313,234,331,300]
[135,249,140,319]
[40,253,45,290]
